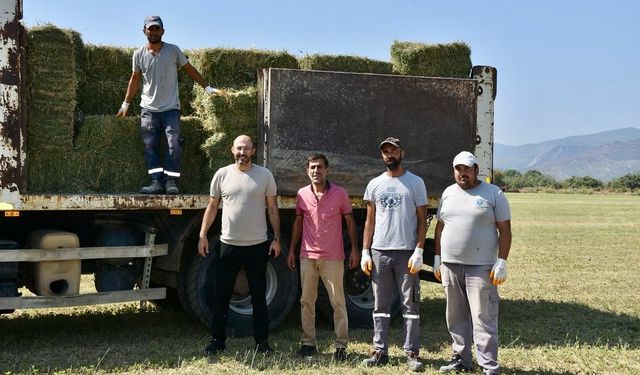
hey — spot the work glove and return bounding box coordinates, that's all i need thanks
[407,247,423,274]
[116,101,129,117]
[490,258,508,286]
[433,255,442,281]
[360,249,372,276]
[205,86,220,96]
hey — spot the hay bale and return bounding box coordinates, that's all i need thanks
[390,41,472,78]
[25,24,78,154]
[201,132,233,177]
[192,86,257,135]
[79,45,139,116]
[187,48,299,89]
[71,115,210,193]
[300,54,393,74]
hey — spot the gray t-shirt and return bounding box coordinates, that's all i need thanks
[132,42,188,112]
[364,171,428,250]
[210,164,278,246]
[436,181,511,265]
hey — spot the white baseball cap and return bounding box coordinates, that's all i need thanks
[452,151,478,167]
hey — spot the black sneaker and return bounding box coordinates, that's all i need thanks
[362,350,389,367]
[333,347,347,362]
[439,354,472,373]
[256,341,274,354]
[296,345,318,357]
[406,352,425,372]
[203,339,225,362]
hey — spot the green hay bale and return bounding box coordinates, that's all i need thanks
[187,48,299,89]
[79,45,195,116]
[299,54,393,74]
[25,24,78,153]
[201,132,233,173]
[191,86,257,135]
[70,115,209,193]
[390,41,472,78]
[79,45,139,116]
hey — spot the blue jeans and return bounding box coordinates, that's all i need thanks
[211,241,270,345]
[140,109,181,182]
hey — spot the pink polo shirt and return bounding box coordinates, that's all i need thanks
[296,182,353,260]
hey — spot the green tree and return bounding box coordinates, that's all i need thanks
[562,176,603,190]
[607,173,640,192]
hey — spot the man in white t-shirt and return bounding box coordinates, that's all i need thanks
[117,15,223,195]
[433,151,512,375]
[197,135,281,361]
[360,137,428,372]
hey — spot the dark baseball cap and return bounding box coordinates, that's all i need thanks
[144,15,163,29]
[379,137,402,149]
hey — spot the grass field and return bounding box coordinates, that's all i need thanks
[1,193,639,374]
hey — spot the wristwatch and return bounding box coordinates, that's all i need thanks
[272,236,280,242]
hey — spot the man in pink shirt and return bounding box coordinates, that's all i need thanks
[287,154,359,361]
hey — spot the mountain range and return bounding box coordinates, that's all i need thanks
[494,127,640,181]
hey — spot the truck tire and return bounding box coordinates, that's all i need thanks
[316,232,401,329]
[317,259,401,329]
[178,235,298,337]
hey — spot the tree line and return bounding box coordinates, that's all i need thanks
[493,170,640,193]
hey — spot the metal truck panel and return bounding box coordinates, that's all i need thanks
[260,68,478,198]
[0,0,26,210]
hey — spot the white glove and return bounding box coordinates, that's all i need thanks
[205,86,219,96]
[117,101,130,116]
[490,258,508,286]
[407,247,423,274]
[433,255,441,281]
[360,249,372,276]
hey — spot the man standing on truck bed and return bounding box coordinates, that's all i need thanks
[433,151,512,375]
[360,137,428,372]
[197,134,281,360]
[117,15,222,195]
[287,153,359,361]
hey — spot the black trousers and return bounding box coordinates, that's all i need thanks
[211,240,270,344]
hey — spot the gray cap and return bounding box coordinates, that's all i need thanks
[144,15,163,29]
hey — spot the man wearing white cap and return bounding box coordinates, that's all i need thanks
[117,15,223,195]
[360,137,428,372]
[433,151,512,375]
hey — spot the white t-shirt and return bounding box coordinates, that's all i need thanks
[133,42,188,112]
[436,181,511,265]
[210,164,277,246]
[364,171,428,250]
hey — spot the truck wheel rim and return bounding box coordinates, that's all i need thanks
[229,263,277,315]
[344,269,374,309]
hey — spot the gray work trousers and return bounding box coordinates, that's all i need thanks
[442,262,500,374]
[371,249,421,355]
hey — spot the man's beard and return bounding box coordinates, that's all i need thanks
[385,157,401,170]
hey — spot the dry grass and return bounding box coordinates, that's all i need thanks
[0,193,638,374]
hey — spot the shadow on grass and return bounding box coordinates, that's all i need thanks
[416,296,640,349]
[0,296,638,373]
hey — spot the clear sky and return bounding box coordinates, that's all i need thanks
[22,0,640,146]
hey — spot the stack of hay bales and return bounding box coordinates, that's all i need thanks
[72,116,209,193]
[24,24,474,194]
[188,48,299,171]
[390,41,472,78]
[300,54,393,74]
[25,25,79,192]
